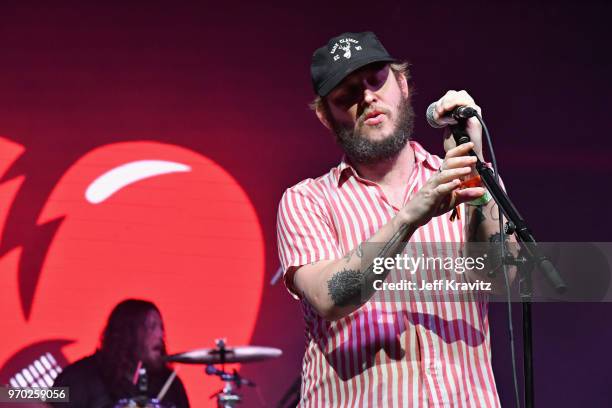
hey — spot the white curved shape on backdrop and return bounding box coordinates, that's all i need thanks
[85,160,191,204]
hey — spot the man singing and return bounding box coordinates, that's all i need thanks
[277,31,513,407]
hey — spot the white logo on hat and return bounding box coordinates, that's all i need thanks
[330,38,363,62]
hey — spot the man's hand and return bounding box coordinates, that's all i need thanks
[400,142,484,228]
[431,90,484,161]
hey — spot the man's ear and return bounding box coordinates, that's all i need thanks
[397,72,410,99]
[315,105,332,130]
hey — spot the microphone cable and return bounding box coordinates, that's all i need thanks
[474,112,521,408]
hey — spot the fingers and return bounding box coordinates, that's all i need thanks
[434,169,484,206]
[441,155,477,171]
[437,166,472,183]
[444,141,475,159]
[435,90,484,161]
[453,187,486,205]
[435,179,461,195]
[435,90,480,117]
[434,185,485,212]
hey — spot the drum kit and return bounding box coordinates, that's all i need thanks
[115,339,282,408]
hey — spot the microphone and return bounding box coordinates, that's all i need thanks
[426,102,478,128]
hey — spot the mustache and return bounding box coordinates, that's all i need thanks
[357,106,391,127]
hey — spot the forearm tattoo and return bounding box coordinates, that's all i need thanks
[488,231,508,244]
[486,232,511,274]
[343,243,364,263]
[466,206,486,242]
[488,202,501,221]
[327,269,364,307]
[327,224,412,308]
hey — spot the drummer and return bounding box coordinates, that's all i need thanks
[51,299,190,408]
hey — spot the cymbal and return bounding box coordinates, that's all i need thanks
[165,345,282,365]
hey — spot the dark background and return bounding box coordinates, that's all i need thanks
[1,0,611,406]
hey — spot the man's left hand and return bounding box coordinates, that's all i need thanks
[432,90,484,161]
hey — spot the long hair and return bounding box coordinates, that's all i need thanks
[97,299,168,398]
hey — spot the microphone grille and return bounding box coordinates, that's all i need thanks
[426,102,445,128]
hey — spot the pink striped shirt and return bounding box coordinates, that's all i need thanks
[277,141,500,407]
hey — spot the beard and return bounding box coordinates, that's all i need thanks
[138,342,167,373]
[331,95,415,165]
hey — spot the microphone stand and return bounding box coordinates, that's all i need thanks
[449,119,566,408]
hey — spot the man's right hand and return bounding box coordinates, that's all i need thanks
[399,142,485,228]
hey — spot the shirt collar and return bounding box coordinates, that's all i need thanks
[334,140,438,187]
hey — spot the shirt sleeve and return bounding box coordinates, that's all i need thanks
[50,358,102,408]
[276,183,343,298]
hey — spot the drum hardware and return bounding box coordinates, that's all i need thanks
[206,363,255,408]
[165,338,282,408]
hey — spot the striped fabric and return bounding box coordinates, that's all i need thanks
[277,141,500,407]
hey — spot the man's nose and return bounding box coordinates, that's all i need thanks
[363,87,377,105]
[155,327,164,338]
